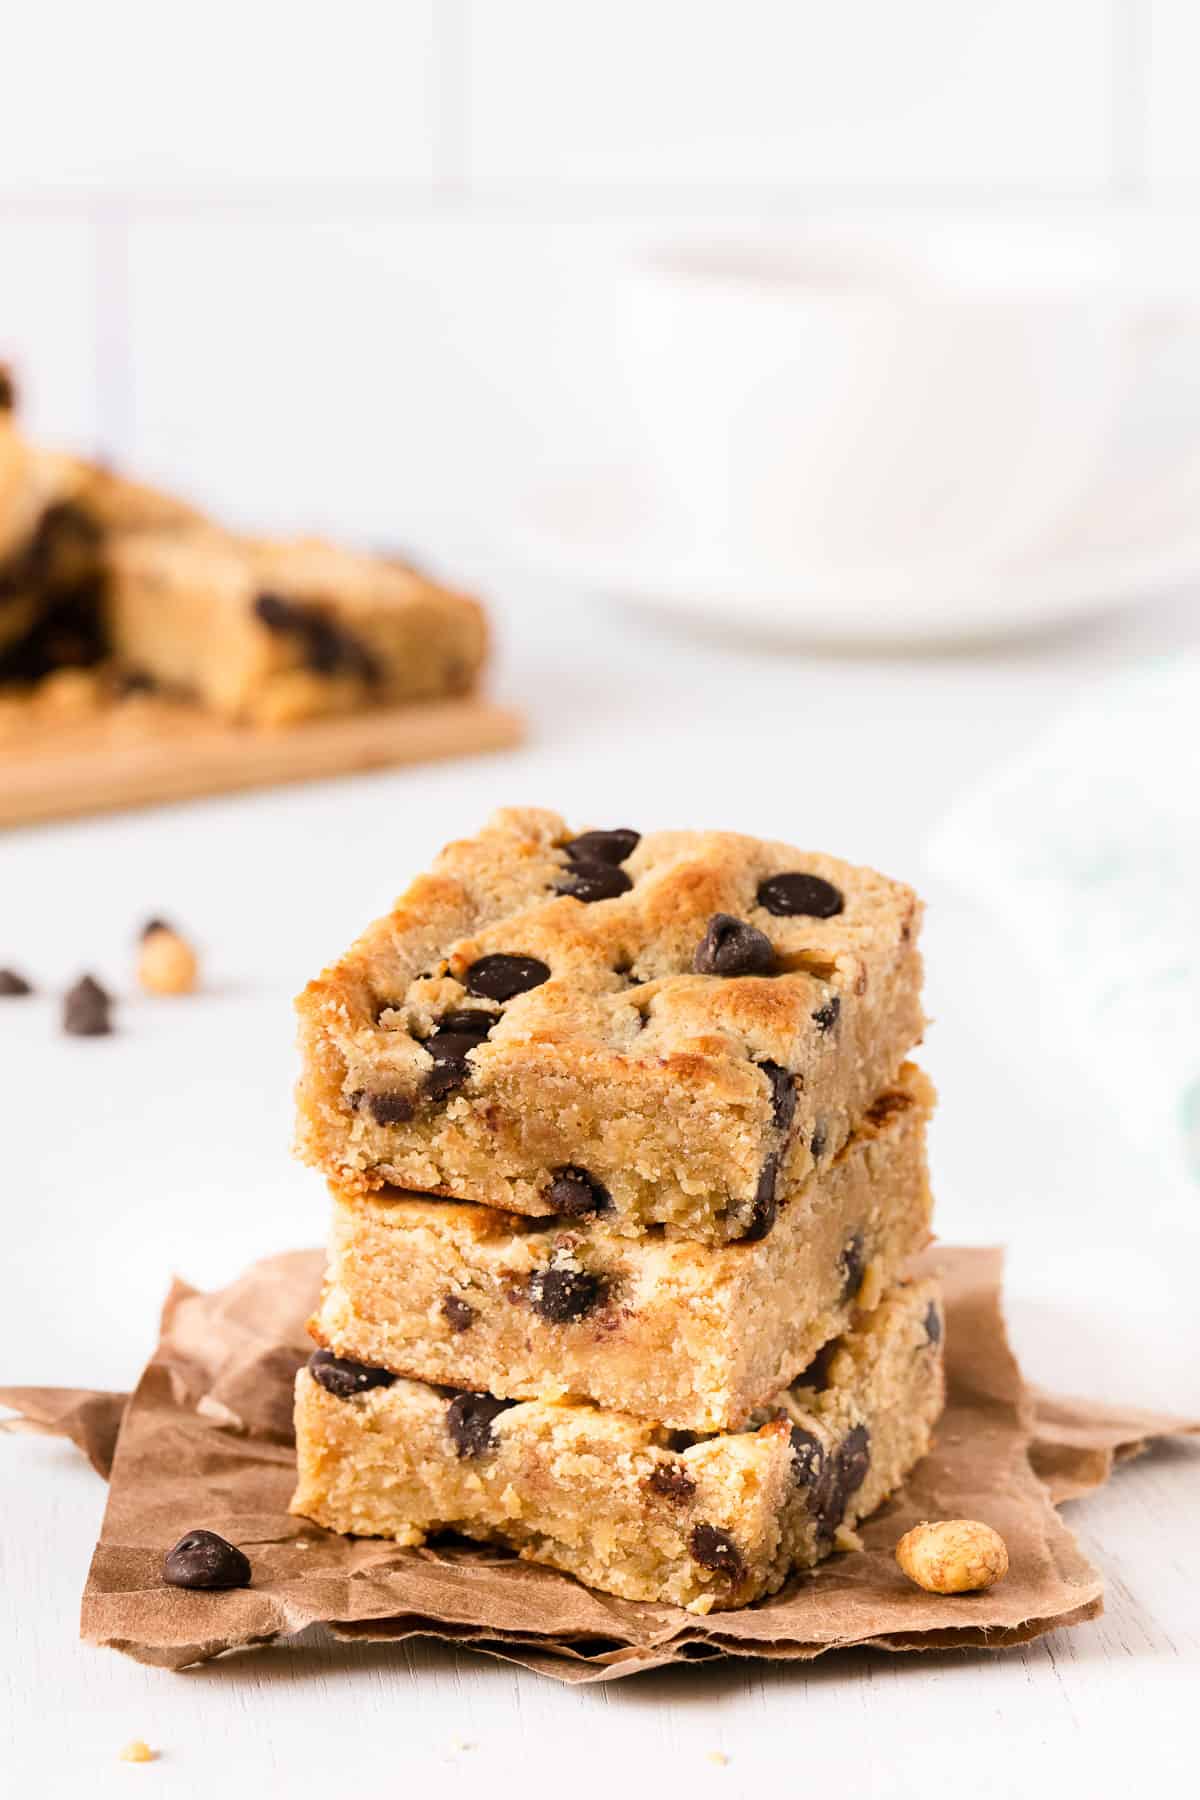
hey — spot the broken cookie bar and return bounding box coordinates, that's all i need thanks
[104,528,487,725]
[295,807,925,1242]
[291,1274,944,1611]
[311,1063,934,1432]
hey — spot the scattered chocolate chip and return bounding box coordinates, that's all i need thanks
[446,1391,514,1457]
[556,863,632,903]
[62,974,111,1037]
[163,1529,251,1591]
[140,917,171,940]
[688,1523,745,1581]
[547,1166,611,1217]
[811,996,841,1034]
[760,1060,796,1133]
[0,367,15,411]
[367,1090,413,1126]
[563,829,640,866]
[814,1425,871,1541]
[308,1348,396,1399]
[693,913,775,977]
[839,1233,865,1301]
[465,954,551,1002]
[646,1463,696,1504]
[789,1426,825,1489]
[739,1153,779,1242]
[924,1301,942,1347]
[424,1029,484,1100]
[757,872,845,919]
[0,969,33,997]
[809,1121,828,1160]
[528,1264,606,1323]
[442,1295,476,1333]
[253,591,379,683]
[437,1010,493,1037]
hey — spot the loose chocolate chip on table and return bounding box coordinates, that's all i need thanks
[547,1166,611,1217]
[367,1090,413,1126]
[62,974,112,1037]
[308,1348,396,1399]
[813,1425,872,1541]
[163,1529,252,1591]
[562,829,640,866]
[839,1232,865,1300]
[740,1153,780,1243]
[789,1426,825,1488]
[924,1301,942,1347]
[811,996,841,1034]
[756,872,845,919]
[442,1295,476,1333]
[693,913,776,978]
[646,1463,697,1504]
[465,953,551,1003]
[0,969,33,997]
[528,1264,606,1323]
[688,1523,745,1581]
[446,1391,515,1457]
[556,863,632,903]
[760,1060,796,1133]
[809,1121,828,1160]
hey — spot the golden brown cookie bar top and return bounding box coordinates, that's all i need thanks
[295,807,925,1241]
[291,1275,945,1612]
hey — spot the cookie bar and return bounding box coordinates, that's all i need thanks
[291,1274,944,1611]
[105,528,487,725]
[311,1063,934,1431]
[295,807,924,1242]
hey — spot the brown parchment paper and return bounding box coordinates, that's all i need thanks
[2,1244,1196,1684]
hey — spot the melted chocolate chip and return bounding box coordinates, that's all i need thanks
[740,1153,779,1242]
[446,1391,515,1457]
[789,1426,825,1489]
[465,954,550,1002]
[308,1349,396,1399]
[367,1090,414,1126]
[556,863,632,903]
[693,913,776,978]
[424,1029,485,1100]
[646,1463,697,1504]
[757,872,845,919]
[0,367,15,411]
[688,1523,745,1581]
[437,1010,493,1037]
[811,996,841,1035]
[253,591,379,683]
[809,1121,828,1160]
[814,1425,871,1541]
[760,1060,796,1133]
[163,1529,251,1591]
[795,1340,838,1392]
[63,974,111,1037]
[442,1295,477,1333]
[0,969,33,997]
[563,829,640,866]
[547,1166,611,1217]
[839,1233,865,1301]
[528,1264,606,1323]
[924,1301,942,1347]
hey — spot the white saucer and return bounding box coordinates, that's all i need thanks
[510,467,1200,646]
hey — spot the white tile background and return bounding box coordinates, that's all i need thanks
[0,0,1195,554]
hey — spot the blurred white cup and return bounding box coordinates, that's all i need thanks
[615,220,1200,590]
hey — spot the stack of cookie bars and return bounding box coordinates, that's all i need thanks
[290,808,944,1612]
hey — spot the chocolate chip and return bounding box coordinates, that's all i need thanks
[789,1426,825,1489]
[563,829,640,866]
[795,1341,838,1392]
[308,1348,396,1399]
[0,969,33,997]
[437,1010,493,1037]
[812,996,841,1034]
[446,1391,514,1457]
[693,913,776,977]
[367,1090,413,1126]
[556,863,632,903]
[839,1233,865,1300]
[528,1264,606,1323]
[814,1425,871,1541]
[140,917,172,940]
[163,1529,251,1591]
[760,1060,796,1133]
[924,1301,942,1347]
[740,1153,779,1242]
[0,367,15,411]
[424,1030,484,1100]
[547,1166,611,1217]
[465,954,550,1002]
[442,1295,476,1333]
[253,591,379,683]
[809,1121,828,1160]
[646,1463,696,1504]
[757,872,845,919]
[688,1523,745,1581]
[63,974,111,1037]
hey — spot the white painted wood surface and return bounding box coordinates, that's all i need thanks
[3,580,1198,1796]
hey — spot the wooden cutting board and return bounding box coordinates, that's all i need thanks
[0,694,525,829]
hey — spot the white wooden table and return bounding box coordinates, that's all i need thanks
[3,581,1198,1797]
